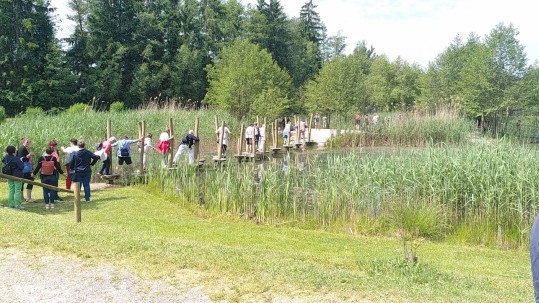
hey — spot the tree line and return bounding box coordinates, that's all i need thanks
[1,0,538,120]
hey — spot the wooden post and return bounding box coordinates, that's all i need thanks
[167,118,174,167]
[271,122,275,148]
[263,117,267,154]
[74,182,81,223]
[139,121,145,173]
[214,115,218,132]
[238,123,245,155]
[217,121,225,159]
[193,117,200,161]
[106,119,113,174]
[295,115,300,145]
[308,113,313,142]
[275,119,279,148]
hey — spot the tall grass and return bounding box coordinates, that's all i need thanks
[328,107,475,147]
[145,142,539,248]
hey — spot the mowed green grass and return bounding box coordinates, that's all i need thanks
[0,182,533,302]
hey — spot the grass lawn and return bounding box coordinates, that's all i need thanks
[0,182,533,302]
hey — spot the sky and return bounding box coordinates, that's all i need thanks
[50,0,539,69]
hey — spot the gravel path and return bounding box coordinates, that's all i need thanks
[0,248,214,303]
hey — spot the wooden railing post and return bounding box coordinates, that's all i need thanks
[74,182,81,223]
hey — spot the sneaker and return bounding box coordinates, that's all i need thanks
[50,203,55,209]
[17,205,26,210]
[45,204,50,210]
[26,199,36,203]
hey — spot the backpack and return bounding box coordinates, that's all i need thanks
[2,159,13,175]
[41,157,56,175]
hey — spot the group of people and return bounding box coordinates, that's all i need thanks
[354,113,379,129]
[1,128,201,209]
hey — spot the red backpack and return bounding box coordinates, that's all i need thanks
[41,157,56,175]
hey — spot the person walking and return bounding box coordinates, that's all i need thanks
[142,133,154,171]
[173,130,199,165]
[157,128,173,167]
[322,115,328,129]
[98,137,116,176]
[354,113,361,129]
[69,141,100,202]
[314,113,320,130]
[215,123,231,156]
[17,137,35,203]
[245,123,254,154]
[2,146,25,209]
[112,136,143,171]
[61,138,79,190]
[33,147,64,209]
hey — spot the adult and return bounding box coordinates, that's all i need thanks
[173,130,199,165]
[283,119,291,146]
[373,113,379,125]
[215,123,231,155]
[254,123,261,148]
[245,123,254,154]
[47,139,63,201]
[112,136,142,167]
[354,113,361,129]
[98,137,116,176]
[517,120,522,136]
[314,113,321,130]
[299,120,306,142]
[69,141,100,202]
[61,138,79,190]
[531,213,539,302]
[142,133,154,170]
[322,115,328,129]
[34,147,64,209]
[157,128,173,167]
[2,146,25,209]
[17,137,35,203]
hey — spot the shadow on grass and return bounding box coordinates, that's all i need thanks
[18,196,126,215]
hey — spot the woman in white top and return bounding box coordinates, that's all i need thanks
[216,124,231,154]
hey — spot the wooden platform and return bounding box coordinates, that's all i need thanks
[99,173,121,184]
[212,156,227,162]
[270,147,281,153]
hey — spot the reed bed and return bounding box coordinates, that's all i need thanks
[328,108,475,147]
[145,142,539,248]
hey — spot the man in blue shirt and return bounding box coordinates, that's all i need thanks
[173,130,199,165]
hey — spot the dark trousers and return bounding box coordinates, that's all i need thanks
[99,158,111,175]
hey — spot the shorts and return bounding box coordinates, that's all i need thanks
[118,157,132,165]
[246,138,252,145]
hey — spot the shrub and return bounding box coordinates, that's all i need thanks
[24,106,44,117]
[109,101,125,112]
[67,103,92,113]
[0,106,6,123]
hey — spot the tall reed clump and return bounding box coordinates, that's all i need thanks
[328,107,475,147]
[149,142,539,248]
[0,107,241,158]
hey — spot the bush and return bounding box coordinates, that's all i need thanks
[0,106,6,123]
[109,101,125,112]
[24,106,44,117]
[67,103,92,114]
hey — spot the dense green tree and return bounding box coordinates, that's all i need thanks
[298,0,324,46]
[303,52,369,114]
[246,0,291,73]
[0,0,67,115]
[205,39,293,119]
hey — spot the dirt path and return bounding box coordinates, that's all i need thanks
[0,247,214,303]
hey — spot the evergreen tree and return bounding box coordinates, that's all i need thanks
[0,0,66,115]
